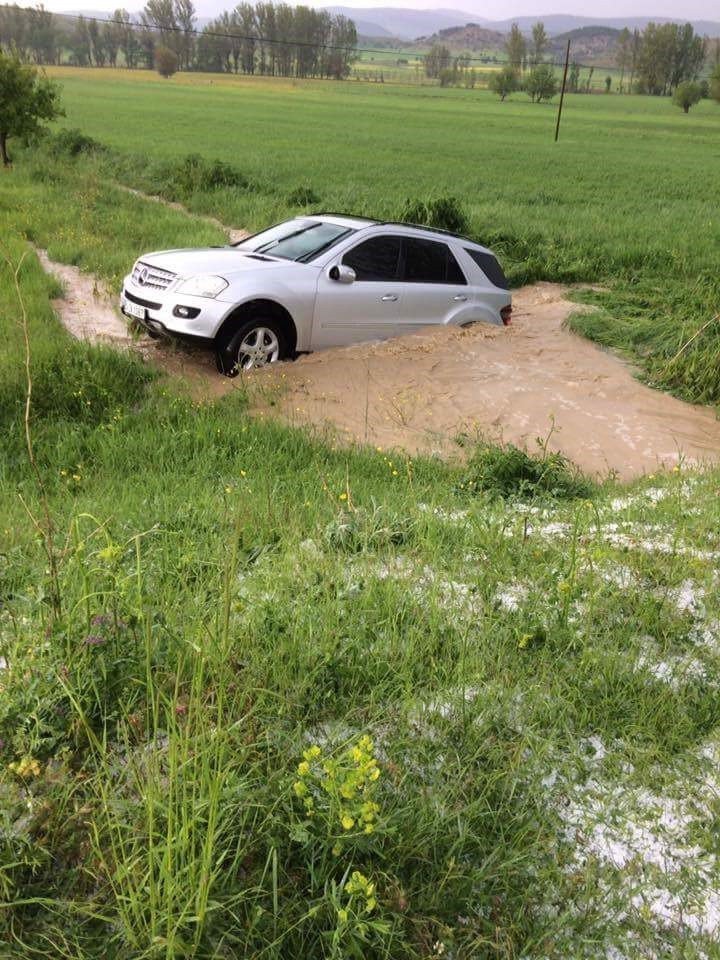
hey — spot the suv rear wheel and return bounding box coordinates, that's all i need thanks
[216,316,288,377]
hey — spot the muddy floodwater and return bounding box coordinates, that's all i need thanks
[41,250,720,481]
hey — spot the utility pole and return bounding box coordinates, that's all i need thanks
[554,39,571,142]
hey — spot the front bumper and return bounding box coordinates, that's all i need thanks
[120,276,228,342]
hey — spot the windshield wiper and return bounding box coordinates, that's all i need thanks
[254,224,319,255]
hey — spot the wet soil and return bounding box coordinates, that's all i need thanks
[40,250,720,480]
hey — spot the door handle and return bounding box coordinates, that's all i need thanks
[453,295,468,302]
[381,294,398,302]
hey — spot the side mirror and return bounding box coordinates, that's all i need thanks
[329,264,356,284]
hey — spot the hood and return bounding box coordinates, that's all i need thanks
[137,247,308,279]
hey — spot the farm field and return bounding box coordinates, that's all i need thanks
[41,67,720,403]
[1,69,720,959]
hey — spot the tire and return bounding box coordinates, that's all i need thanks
[215,316,288,377]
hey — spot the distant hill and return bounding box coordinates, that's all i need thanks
[322,7,485,40]
[549,26,621,61]
[420,22,506,50]
[324,9,720,42]
[487,14,720,38]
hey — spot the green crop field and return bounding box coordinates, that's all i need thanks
[1,68,720,959]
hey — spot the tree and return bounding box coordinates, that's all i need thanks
[530,22,548,66]
[505,22,526,75]
[636,22,703,96]
[712,64,720,103]
[525,63,557,102]
[112,10,141,69]
[616,27,631,92]
[154,44,178,77]
[425,43,451,79]
[673,80,701,112]
[0,52,63,164]
[489,65,518,100]
[568,60,580,92]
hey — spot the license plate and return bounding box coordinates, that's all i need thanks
[123,297,145,320]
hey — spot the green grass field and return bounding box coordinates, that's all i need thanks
[1,70,720,959]
[38,67,720,403]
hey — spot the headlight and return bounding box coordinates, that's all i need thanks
[177,275,229,298]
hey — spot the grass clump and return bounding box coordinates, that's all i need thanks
[461,439,595,500]
[155,153,250,200]
[398,195,470,234]
[287,183,321,207]
[50,127,106,157]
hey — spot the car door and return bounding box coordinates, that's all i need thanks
[311,235,404,349]
[395,237,471,328]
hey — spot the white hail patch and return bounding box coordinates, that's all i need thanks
[494,582,529,611]
[670,579,706,618]
[549,736,720,947]
[367,556,482,617]
[417,503,470,523]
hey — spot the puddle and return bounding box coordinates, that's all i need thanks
[40,250,720,480]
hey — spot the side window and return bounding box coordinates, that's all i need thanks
[446,248,466,285]
[403,238,467,285]
[342,236,401,281]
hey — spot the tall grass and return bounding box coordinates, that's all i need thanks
[2,224,720,957]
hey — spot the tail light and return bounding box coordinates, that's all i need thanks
[501,305,512,326]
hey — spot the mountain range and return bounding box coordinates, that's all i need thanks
[325,7,720,39]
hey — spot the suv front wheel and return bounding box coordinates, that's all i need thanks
[216,316,289,377]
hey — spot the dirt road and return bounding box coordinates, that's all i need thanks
[40,251,720,480]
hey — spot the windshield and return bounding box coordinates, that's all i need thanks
[235,220,355,263]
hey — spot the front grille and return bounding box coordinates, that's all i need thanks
[124,289,161,310]
[132,261,176,291]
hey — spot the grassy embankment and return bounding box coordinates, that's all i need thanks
[40,67,720,404]
[1,72,720,958]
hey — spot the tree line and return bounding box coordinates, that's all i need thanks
[615,23,712,95]
[0,1,358,79]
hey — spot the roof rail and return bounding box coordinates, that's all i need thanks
[374,221,478,244]
[310,211,381,223]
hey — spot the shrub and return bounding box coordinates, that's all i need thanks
[461,440,594,500]
[399,195,469,234]
[673,81,702,114]
[489,66,518,101]
[51,128,104,157]
[154,46,178,78]
[156,153,249,199]
[711,64,720,103]
[525,64,558,102]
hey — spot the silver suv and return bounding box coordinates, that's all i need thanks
[121,214,512,376]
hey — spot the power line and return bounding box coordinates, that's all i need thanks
[4,3,604,70]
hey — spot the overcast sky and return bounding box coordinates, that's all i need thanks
[40,0,720,23]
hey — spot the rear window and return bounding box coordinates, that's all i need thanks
[403,238,466,285]
[464,249,509,289]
